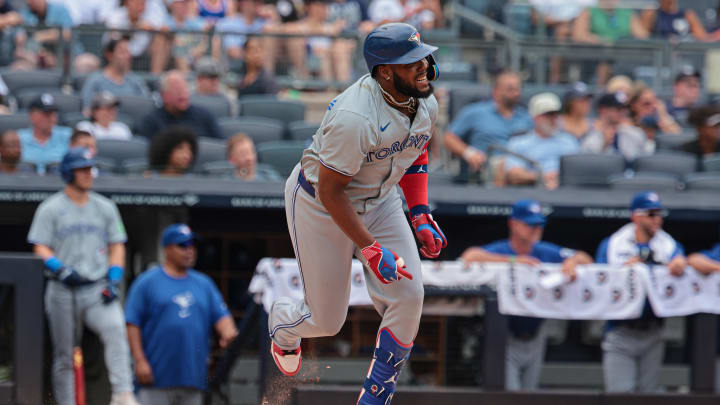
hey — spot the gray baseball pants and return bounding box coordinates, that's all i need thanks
[45,280,134,405]
[269,164,424,349]
[137,388,203,405]
[505,323,548,391]
[602,325,665,393]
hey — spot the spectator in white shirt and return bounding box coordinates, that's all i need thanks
[368,0,441,30]
[76,92,133,140]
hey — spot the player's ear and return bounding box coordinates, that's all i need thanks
[377,65,392,83]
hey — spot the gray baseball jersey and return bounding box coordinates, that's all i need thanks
[301,73,438,214]
[28,191,127,280]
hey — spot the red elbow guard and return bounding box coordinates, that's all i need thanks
[399,149,430,217]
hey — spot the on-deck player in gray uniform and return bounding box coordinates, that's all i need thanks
[268,23,447,405]
[28,148,140,405]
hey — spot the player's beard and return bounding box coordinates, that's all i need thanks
[393,71,434,99]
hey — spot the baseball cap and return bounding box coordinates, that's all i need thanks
[529,92,562,118]
[630,191,663,212]
[510,199,546,226]
[563,82,592,104]
[597,92,628,109]
[91,91,120,110]
[195,57,222,77]
[29,93,58,112]
[162,223,195,247]
[675,64,701,83]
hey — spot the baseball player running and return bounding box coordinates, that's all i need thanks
[28,148,140,405]
[268,23,446,404]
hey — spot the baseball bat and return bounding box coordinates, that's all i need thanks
[72,291,86,405]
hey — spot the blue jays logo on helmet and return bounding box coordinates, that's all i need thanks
[363,23,439,81]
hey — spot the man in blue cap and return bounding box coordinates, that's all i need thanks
[596,191,686,393]
[125,224,238,405]
[462,199,592,390]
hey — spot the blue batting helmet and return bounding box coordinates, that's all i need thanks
[60,147,95,184]
[363,23,439,81]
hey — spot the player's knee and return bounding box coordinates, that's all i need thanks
[315,310,347,336]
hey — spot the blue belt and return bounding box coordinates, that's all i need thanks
[298,170,315,198]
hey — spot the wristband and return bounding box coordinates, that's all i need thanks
[108,265,124,283]
[44,256,63,273]
[462,146,480,161]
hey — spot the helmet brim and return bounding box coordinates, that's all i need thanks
[385,43,438,66]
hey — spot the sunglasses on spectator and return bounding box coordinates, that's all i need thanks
[635,209,667,218]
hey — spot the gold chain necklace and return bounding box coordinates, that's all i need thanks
[380,85,417,114]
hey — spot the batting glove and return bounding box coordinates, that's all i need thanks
[101,283,119,304]
[361,241,412,284]
[44,257,91,287]
[411,213,447,258]
[101,266,123,304]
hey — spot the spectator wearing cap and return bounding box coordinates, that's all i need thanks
[236,37,279,98]
[80,36,150,113]
[125,223,237,405]
[682,106,720,158]
[559,82,594,140]
[596,191,686,393]
[164,0,207,72]
[137,70,222,139]
[629,83,682,141]
[444,70,533,182]
[582,92,652,161]
[77,92,133,141]
[462,199,591,391]
[18,93,72,173]
[640,0,714,41]
[667,65,702,127]
[192,57,228,98]
[504,92,579,189]
[105,0,170,74]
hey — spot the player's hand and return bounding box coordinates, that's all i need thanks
[101,282,119,305]
[667,256,686,277]
[135,359,154,385]
[361,241,412,284]
[411,213,447,258]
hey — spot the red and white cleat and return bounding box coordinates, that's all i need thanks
[270,341,302,376]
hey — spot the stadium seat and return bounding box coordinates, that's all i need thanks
[684,173,720,191]
[428,171,456,186]
[702,153,720,172]
[559,154,626,187]
[655,133,696,152]
[195,137,227,167]
[191,95,233,119]
[60,112,87,128]
[202,160,235,177]
[238,95,305,125]
[0,113,30,132]
[608,173,680,190]
[120,158,149,175]
[115,95,158,125]
[218,117,284,143]
[633,152,698,178]
[96,138,149,167]
[256,141,306,178]
[16,91,82,116]
[287,121,319,141]
[71,74,89,93]
[447,85,491,122]
[2,70,63,95]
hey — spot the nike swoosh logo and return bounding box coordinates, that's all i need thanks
[380,122,391,132]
